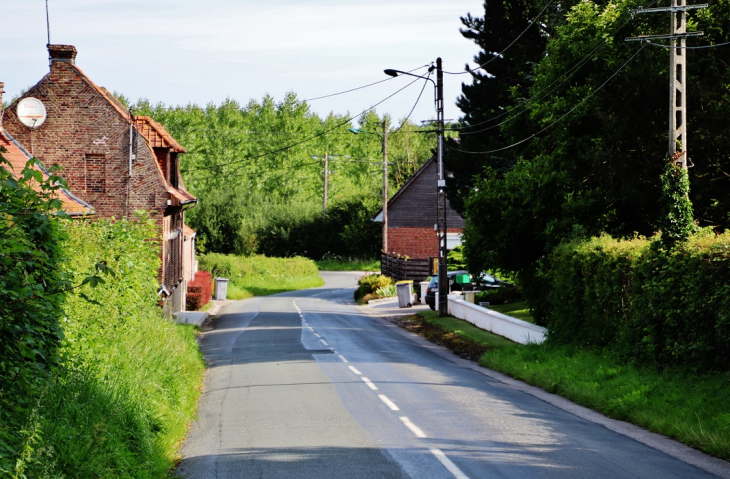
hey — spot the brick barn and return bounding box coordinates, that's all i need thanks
[375,155,464,261]
[2,45,197,315]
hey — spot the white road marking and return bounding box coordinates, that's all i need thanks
[378,395,400,411]
[399,416,427,438]
[314,333,321,338]
[430,448,470,479]
[338,355,349,363]
[361,377,378,391]
[348,366,362,375]
[308,327,314,332]
[320,338,329,346]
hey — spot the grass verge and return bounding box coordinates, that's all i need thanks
[3,217,206,478]
[405,311,730,461]
[315,257,380,271]
[485,301,534,323]
[201,253,324,300]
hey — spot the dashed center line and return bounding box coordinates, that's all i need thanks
[378,395,400,411]
[430,448,470,479]
[297,295,468,479]
[399,416,427,438]
[361,377,378,391]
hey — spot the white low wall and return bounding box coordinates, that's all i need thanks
[447,297,546,345]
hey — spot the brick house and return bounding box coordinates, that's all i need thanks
[2,45,197,314]
[374,155,465,260]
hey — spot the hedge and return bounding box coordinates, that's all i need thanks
[543,231,730,371]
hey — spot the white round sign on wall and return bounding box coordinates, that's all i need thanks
[16,97,47,129]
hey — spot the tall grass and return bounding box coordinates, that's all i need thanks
[7,216,205,478]
[200,253,323,299]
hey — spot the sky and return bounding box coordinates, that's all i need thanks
[1,0,484,125]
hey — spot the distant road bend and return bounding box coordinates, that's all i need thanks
[176,271,730,479]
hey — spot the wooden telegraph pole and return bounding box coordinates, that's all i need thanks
[322,154,328,217]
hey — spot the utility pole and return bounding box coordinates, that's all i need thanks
[627,1,707,169]
[436,57,448,317]
[322,154,329,217]
[382,120,389,253]
[382,59,446,315]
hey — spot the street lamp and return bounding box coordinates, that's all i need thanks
[349,121,389,254]
[385,59,448,316]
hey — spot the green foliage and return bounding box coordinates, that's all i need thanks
[543,231,730,371]
[375,283,397,298]
[199,253,323,299]
[354,274,394,303]
[658,161,696,245]
[131,96,432,261]
[315,256,380,272]
[0,153,67,411]
[456,0,730,315]
[479,343,730,460]
[2,216,204,478]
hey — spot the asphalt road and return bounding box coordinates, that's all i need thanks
[176,271,730,479]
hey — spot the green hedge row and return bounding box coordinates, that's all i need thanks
[1,214,204,478]
[543,231,730,371]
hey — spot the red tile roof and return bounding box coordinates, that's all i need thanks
[135,116,187,153]
[1,130,94,216]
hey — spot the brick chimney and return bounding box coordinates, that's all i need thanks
[48,44,77,66]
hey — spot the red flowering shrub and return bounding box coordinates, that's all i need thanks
[186,271,212,311]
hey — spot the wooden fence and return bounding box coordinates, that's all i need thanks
[380,254,435,283]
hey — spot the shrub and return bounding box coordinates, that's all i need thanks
[375,284,397,298]
[543,231,730,371]
[187,270,212,311]
[0,155,67,413]
[354,274,394,302]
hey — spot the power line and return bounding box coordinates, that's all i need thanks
[444,0,556,75]
[189,75,424,172]
[644,40,730,49]
[446,43,647,155]
[302,64,430,102]
[391,69,433,135]
[447,0,660,134]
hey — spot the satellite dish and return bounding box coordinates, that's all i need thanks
[17,97,47,129]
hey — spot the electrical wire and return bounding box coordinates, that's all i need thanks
[445,43,647,155]
[390,69,433,135]
[644,40,730,49]
[189,76,424,172]
[444,0,556,75]
[447,0,661,134]
[302,64,430,102]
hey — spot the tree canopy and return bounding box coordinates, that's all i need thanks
[449,0,730,289]
[130,94,436,258]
